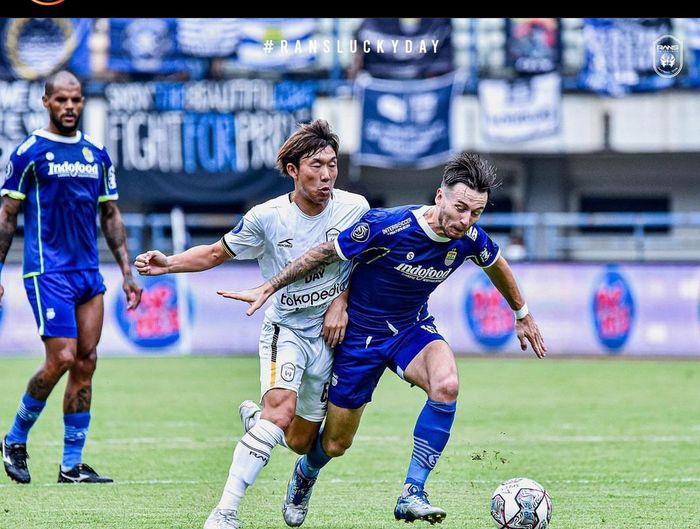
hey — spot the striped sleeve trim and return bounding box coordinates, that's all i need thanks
[0,189,26,200]
[220,238,236,258]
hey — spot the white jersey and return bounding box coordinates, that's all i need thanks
[222,189,369,337]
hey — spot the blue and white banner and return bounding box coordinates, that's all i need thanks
[578,18,675,96]
[235,18,317,71]
[479,72,560,143]
[354,71,464,169]
[105,79,316,205]
[0,81,45,175]
[506,18,561,74]
[685,18,700,85]
[109,18,187,74]
[354,18,454,79]
[176,18,240,58]
[0,18,91,80]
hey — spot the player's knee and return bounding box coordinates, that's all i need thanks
[74,350,97,377]
[261,407,295,431]
[323,435,352,457]
[286,433,314,454]
[432,374,459,402]
[48,348,77,374]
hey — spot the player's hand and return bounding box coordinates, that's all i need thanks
[323,295,348,347]
[135,250,169,276]
[217,283,273,316]
[0,283,4,310]
[123,274,143,311]
[516,314,547,358]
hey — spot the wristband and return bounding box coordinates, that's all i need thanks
[514,303,529,320]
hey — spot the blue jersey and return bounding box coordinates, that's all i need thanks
[334,205,500,336]
[1,130,119,277]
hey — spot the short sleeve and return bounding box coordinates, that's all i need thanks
[334,209,385,261]
[98,148,119,202]
[221,209,265,260]
[468,225,501,268]
[1,136,37,200]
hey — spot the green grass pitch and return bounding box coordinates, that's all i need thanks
[0,356,698,529]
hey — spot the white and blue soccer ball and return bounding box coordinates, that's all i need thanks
[490,477,552,529]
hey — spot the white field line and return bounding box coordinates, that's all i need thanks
[2,476,699,489]
[23,433,699,449]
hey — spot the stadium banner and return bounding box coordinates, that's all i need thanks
[0,262,699,357]
[478,72,561,143]
[0,81,46,174]
[105,79,315,205]
[354,18,454,79]
[686,18,700,86]
[0,18,92,80]
[354,71,464,169]
[505,18,561,75]
[234,18,318,71]
[176,18,240,58]
[578,18,676,96]
[109,18,192,74]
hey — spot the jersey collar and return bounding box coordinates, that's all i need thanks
[33,129,82,144]
[412,206,450,242]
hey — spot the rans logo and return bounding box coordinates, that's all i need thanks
[48,161,99,178]
[653,35,683,78]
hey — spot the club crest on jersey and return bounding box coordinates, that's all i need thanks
[444,248,457,266]
[326,228,340,242]
[82,147,94,163]
[281,362,296,382]
[351,222,370,242]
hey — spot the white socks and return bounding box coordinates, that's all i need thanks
[217,419,284,511]
[246,411,291,450]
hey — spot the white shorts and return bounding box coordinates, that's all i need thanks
[258,319,332,423]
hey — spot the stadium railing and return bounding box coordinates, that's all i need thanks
[4,211,700,264]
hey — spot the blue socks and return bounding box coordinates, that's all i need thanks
[299,433,332,478]
[405,399,457,490]
[62,412,91,471]
[6,393,46,444]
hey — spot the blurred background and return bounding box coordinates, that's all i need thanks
[0,17,698,358]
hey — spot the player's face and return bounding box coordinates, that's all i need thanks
[43,82,84,135]
[435,183,488,239]
[291,145,338,206]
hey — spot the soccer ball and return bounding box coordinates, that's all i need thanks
[490,477,551,529]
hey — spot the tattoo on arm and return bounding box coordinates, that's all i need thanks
[269,241,341,291]
[0,198,20,264]
[100,201,132,276]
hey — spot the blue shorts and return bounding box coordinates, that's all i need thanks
[328,318,445,409]
[24,270,106,338]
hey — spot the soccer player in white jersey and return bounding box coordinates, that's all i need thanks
[219,153,546,526]
[134,119,369,529]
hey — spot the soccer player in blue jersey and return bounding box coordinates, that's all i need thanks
[0,71,142,484]
[219,153,546,526]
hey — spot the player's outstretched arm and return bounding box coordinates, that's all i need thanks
[0,196,21,309]
[135,240,231,276]
[218,240,341,316]
[100,200,143,310]
[483,255,547,358]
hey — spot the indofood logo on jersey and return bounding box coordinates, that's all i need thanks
[47,161,99,178]
[115,276,193,349]
[395,263,451,283]
[464,273,514,349]
[591,266,635,352]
